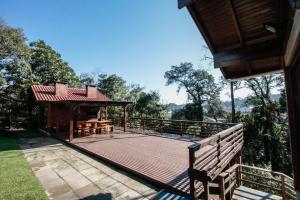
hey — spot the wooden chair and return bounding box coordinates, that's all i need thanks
[76,124,83,137]
[82,123,91,136]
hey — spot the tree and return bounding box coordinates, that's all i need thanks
[135,91,167,118]
[243,75,291,173]
[125,84,144,117]
[164,62,220,121]
[206,97,226,122]
[220,76,241,123]
[0,18,33,128]
[79,73,95,86]
[97,74,127,100]
[30,40,81,87]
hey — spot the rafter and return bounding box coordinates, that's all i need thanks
[187,5,216,53]
[226,0,243,46]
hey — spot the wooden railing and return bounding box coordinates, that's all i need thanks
[112,117,235,138]
[218,164,296,200]
[188,123,244,199]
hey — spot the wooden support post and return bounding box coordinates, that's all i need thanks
[69,106,74,142]
[123,105,128,132]
[97,107,101,119]
[203,180,209,200]
[236,165,241,187]
[39,106,44,129]
[56,118,59,135]
[105,105,108,120]
[47,104,52,133]
[188,143,199,199]
[190,177,195,199]
[219,176,225,200]
[284,65,300,196]
[281,174,286,200]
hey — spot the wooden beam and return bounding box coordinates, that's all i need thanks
[284,56,300,194]
[178,0,194,9]
[69,105,74,142]
[213,40,282,68]
[105,106,108,120]
[47,104,51,133]
[226,0,243,46]
[187,4,216,53]
[123,105,128,132]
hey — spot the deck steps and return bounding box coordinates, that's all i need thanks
[232,186,282,200]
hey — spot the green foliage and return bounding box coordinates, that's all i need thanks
[135,91,167,118]
[206,97,225,122]
[185,125,201,136]
[30,40,81,87]
[0,19,33,128]
[172,103,203,120]
[0,19,82,128]
[165,62,221,121]
[97,73,127,100]
[241,75,292,175]
[79,72,95,85]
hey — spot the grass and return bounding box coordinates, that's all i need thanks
[0,134,48,200]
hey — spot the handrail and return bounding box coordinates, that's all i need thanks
[218,164,296,200]
[111,116,236,138]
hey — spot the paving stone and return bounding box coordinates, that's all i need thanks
[19,136,160,200]
[52,190,78,200]
[94,176,118,190]
[47,183,72,197]
[63,173,92,190]
[55,166,78,177]
[109,171,131,183]
[84,171,108,182]
[107,182,131,198]
[39,177,65,190]
[115,190,144,200]
[74,183,103,198]
[81,167,99,176]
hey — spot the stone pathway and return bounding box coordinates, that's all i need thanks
[18,135,159,200]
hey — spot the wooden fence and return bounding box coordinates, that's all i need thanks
[112,117,235,138]
[218,164,296,200]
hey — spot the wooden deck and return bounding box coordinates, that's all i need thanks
[69,130,207,195]
[232,186,282,200]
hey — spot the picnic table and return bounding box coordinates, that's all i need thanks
[76,119,113,137]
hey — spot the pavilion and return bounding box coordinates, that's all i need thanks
[31,82,131,141]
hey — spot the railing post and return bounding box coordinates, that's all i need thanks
[203,180,210,200]
[219,176,226,200]
[236,165,241,187]
[281,174,286,200]
[188,143,200,199]
[180,122,183,136]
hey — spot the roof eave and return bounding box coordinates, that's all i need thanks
[178,0,194,9]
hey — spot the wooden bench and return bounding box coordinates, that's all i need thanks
[96,124,113,134]
[188,124,244,199]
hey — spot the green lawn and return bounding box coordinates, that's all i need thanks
[0,135,48,200]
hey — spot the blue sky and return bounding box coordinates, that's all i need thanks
[2,0,238,104]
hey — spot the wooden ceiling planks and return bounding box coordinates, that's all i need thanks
[179,0,290,79]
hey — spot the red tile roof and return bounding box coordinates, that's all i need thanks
[31,85,110,102]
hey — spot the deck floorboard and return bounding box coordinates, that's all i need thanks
[69,130,204,195]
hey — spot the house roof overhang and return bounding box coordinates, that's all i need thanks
[179,0,296,80]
